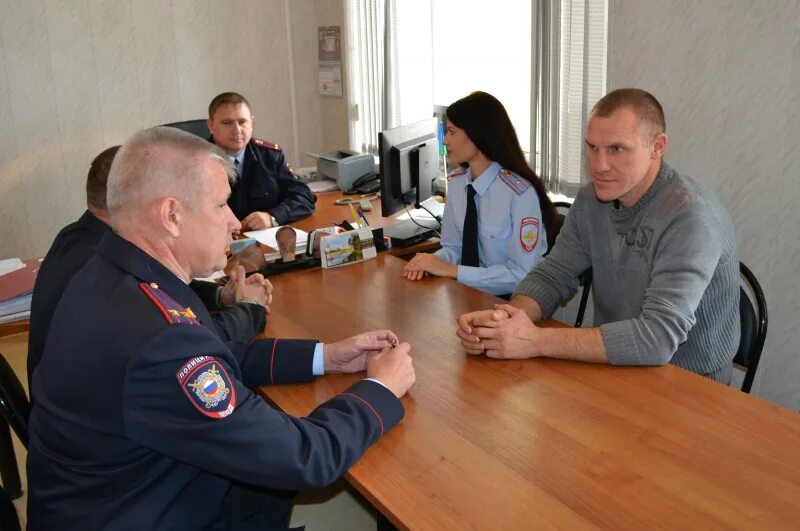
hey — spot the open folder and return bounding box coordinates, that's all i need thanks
[0,257,41,323]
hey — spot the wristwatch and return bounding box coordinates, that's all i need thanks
[270,214,279,227]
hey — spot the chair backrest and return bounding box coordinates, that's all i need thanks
[734,262,768,393]
[548,202,571,253]
[548,202,592,327]
[162,119,210,139]
[0,353,30,448]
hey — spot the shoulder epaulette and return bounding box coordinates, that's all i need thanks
[139,282,200,326]
[253,138,282,152]
[447,167,468,181]
[497,168,531,196]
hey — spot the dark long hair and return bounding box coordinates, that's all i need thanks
[445,91,556,242]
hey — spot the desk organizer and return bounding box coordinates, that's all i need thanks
[319,227,377,268]
[259,255,321,277]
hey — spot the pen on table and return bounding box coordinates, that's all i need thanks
[349,203,361,227]
[356,207,370,227]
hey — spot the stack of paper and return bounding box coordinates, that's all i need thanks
[0,257,40,323]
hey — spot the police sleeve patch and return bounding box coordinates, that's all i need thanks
[520,217,540,253]
[176,356,237,419]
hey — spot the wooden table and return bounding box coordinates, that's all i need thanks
[260,253,800,530]
[0,191,440,338]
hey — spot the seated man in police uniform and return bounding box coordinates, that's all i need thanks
[27,145,271,392]
[27,126,415,530]
[208,91,315,231]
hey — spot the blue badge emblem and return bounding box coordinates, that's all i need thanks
[176,356,236,419]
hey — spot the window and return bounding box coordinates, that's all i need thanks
[346,0,607,196]
[534,0,608,196]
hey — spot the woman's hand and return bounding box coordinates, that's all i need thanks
[402,253,458,281]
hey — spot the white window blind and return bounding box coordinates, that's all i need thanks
[347,0,608,197]
[533,0,607,197]
[345,0,386,153]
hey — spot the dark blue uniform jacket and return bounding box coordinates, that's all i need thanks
[27,211,266,391]
[27,231,403,530]
[219,137,315,224]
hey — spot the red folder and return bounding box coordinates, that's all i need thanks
[0,258,40,302]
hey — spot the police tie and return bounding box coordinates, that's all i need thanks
[461,183,479,267]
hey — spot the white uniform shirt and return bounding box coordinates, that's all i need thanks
[435,161,548,295]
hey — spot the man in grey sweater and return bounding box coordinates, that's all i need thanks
[456,88,739,382]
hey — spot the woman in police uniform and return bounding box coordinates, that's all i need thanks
[403,91,555,296]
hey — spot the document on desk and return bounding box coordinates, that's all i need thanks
[243,227,309,251]
[307,177,339,192]
[395,196,444,222]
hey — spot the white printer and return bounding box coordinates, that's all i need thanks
[316,150,376,193]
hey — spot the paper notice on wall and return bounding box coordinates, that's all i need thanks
[318,26,342,97]
[318,63,342,97]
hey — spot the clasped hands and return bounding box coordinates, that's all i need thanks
[220,265,273,312]
[456,304,543,359]
[323,330,416,398]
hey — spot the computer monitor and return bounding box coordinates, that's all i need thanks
[378,117,439,217]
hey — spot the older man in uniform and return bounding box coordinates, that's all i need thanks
[27,127,415,530]
[27,145,271,392]
[208,91,315,231]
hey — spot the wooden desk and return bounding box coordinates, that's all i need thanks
[0,319,29,338]
[260,253,800,530]
[294,191,441,258]
[0,192,440,337]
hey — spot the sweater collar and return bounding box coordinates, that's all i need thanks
[608,160,673,220]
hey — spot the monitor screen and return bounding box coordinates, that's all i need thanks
[378,117,439,218]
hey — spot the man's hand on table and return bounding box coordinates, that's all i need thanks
[323,329,416,398]
[241,211,274,231]
[457,304,542,359]
[367,341,415,398]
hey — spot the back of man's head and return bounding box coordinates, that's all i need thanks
[86,145,120,214]
[591,88,666,142]
[208,92,252,119]
[107,126,233,232]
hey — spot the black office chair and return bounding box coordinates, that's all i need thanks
[162,119,210,139]
[551,202,592,327]
[0,353,30,499]
[0,485,21,531]
[735,262,768,394]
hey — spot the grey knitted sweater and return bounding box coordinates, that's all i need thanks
[514,162,739,376]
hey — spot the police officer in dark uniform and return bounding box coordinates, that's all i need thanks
[27,145,272,392]
[27,127,415,530]
[207,92,315,231]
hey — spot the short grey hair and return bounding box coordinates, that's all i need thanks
[107,127,236,222]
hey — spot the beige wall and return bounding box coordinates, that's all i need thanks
[609,0,800,409]
[0,0,348,259]
[315,0,351,154]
